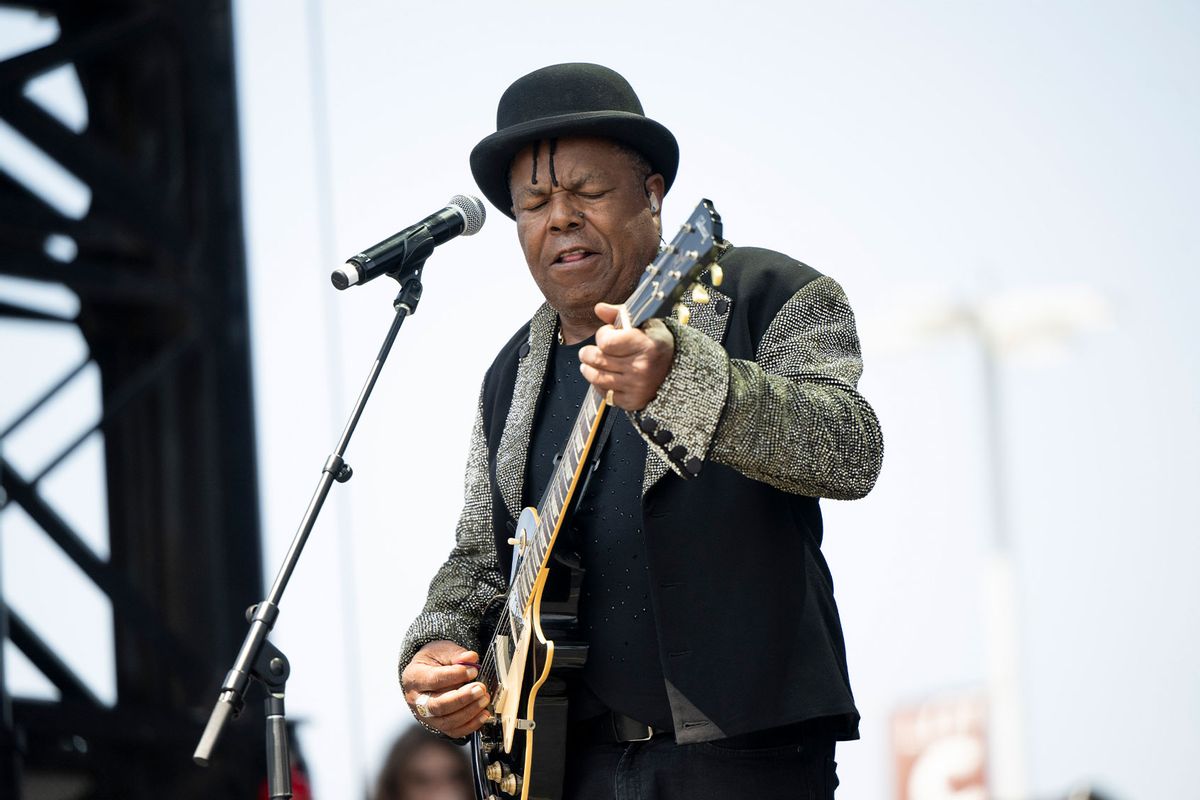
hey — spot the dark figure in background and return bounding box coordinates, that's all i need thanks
[398,63,884,799]
[374,727,473,800]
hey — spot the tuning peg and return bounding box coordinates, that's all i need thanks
[709,264,724,287]
[691,284,710,305]
[675,303,691,326]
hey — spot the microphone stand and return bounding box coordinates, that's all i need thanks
[193,264,427,799]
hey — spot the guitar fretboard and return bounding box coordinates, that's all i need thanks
[507,384,606,626]
[491,198,722,648]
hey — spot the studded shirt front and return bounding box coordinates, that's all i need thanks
[524,336,673,730]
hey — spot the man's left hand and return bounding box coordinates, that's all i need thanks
[579,302,674,411]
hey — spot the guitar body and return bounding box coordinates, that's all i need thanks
[468,200,724,800]
[472,509,587,800]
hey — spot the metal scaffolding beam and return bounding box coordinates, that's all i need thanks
[0,1,269,796]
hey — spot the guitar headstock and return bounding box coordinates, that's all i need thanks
[624,199,724,328]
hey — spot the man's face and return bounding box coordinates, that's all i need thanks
[508,136,664,324]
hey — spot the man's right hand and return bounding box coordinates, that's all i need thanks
[401,639,492,738]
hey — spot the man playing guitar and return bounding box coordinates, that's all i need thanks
[399,63,883,800]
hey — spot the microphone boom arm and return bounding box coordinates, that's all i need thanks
[193,272,426,790]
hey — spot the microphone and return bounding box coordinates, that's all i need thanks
[331,194,486,289]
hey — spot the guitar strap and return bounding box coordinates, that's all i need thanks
[573,403,619,504]
[546,401,619,523]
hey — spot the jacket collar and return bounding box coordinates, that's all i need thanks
[495,302,557,522]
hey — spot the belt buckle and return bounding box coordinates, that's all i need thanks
[611,713,654,743]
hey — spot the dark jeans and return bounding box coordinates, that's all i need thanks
[562,733,838,800]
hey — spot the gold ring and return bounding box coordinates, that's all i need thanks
[606,389,615,406]
[414,693,433,718]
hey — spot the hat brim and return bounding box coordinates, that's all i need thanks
[470,110,679,219]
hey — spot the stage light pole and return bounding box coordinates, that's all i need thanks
[867,284,1109,800]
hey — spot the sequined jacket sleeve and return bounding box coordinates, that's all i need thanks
[398,386,506,674]
[633,273,883,500]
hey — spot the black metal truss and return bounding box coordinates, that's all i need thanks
[0,2,268,797]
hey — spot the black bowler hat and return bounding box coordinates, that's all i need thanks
[470,63,679,219]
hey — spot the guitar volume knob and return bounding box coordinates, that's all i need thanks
[500,772,522,796]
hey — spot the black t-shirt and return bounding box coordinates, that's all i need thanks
[523,336,673,730]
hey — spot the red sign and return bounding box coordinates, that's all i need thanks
[892,693,988,800]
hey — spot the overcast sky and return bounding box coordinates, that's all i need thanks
[2,2,1198,799]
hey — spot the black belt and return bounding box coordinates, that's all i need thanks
[572,711,670,744]
[572,713,841,749]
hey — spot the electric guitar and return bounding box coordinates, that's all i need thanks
[470,199,725,800]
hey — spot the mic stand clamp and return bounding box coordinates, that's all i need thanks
[256,636,292,800]
[393,268,424,314]
[194,266,427,792]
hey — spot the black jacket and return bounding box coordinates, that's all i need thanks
[409,245,884,743]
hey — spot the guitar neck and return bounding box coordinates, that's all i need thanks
[509,385,608,616]
[498,197,723,637]
[475,199,724,800]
